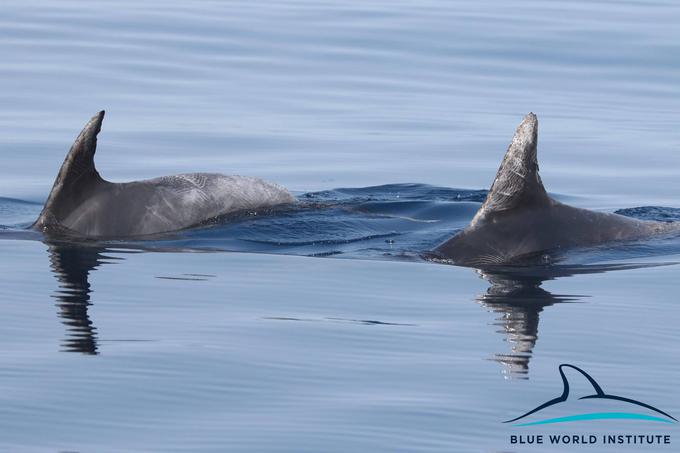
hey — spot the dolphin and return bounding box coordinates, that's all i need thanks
[32,111,295,237]
[433,113,678,266]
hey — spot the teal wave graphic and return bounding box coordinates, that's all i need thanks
[514,412,676,427]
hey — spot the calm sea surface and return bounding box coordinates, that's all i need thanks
[1,1,679,451]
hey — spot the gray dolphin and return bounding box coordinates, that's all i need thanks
[32,111,295,237]
[433,113,678,266]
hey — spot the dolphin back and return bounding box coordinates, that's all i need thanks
[434,113,672,266]
[33,112,294,237]
[63,173,295,237]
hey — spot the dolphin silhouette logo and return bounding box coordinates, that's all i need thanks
[505,364,677,426]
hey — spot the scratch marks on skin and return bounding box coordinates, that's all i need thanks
[159,174,213,207]
[124,174,294,236]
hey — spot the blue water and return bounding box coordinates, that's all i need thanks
[1,0,680,451]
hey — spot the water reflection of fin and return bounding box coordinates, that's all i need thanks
[476,263,674,379]
[477,270,580,378]
[47,242,116,354]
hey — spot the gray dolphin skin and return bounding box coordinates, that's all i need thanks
[33,111,295,237]
[433,113,677,266]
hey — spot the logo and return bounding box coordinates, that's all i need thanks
[505,364,677,427]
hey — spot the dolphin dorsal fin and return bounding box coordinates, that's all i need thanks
[470,113,550,226]
[34,111,106,228]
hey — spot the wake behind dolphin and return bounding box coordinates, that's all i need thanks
[32,111,294,237]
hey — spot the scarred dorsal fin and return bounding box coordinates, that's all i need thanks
[34,111,106,229]
[470,113,550,226]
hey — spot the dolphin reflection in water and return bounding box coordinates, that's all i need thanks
[46,243,132,354]
[48,243,104,354]
[44,241,667,380]
[474,263,671,379]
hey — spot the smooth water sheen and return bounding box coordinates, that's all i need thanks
[1,1,679,452]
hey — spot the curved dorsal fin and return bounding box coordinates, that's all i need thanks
[471,113,550,226]
[34,111,106,229]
